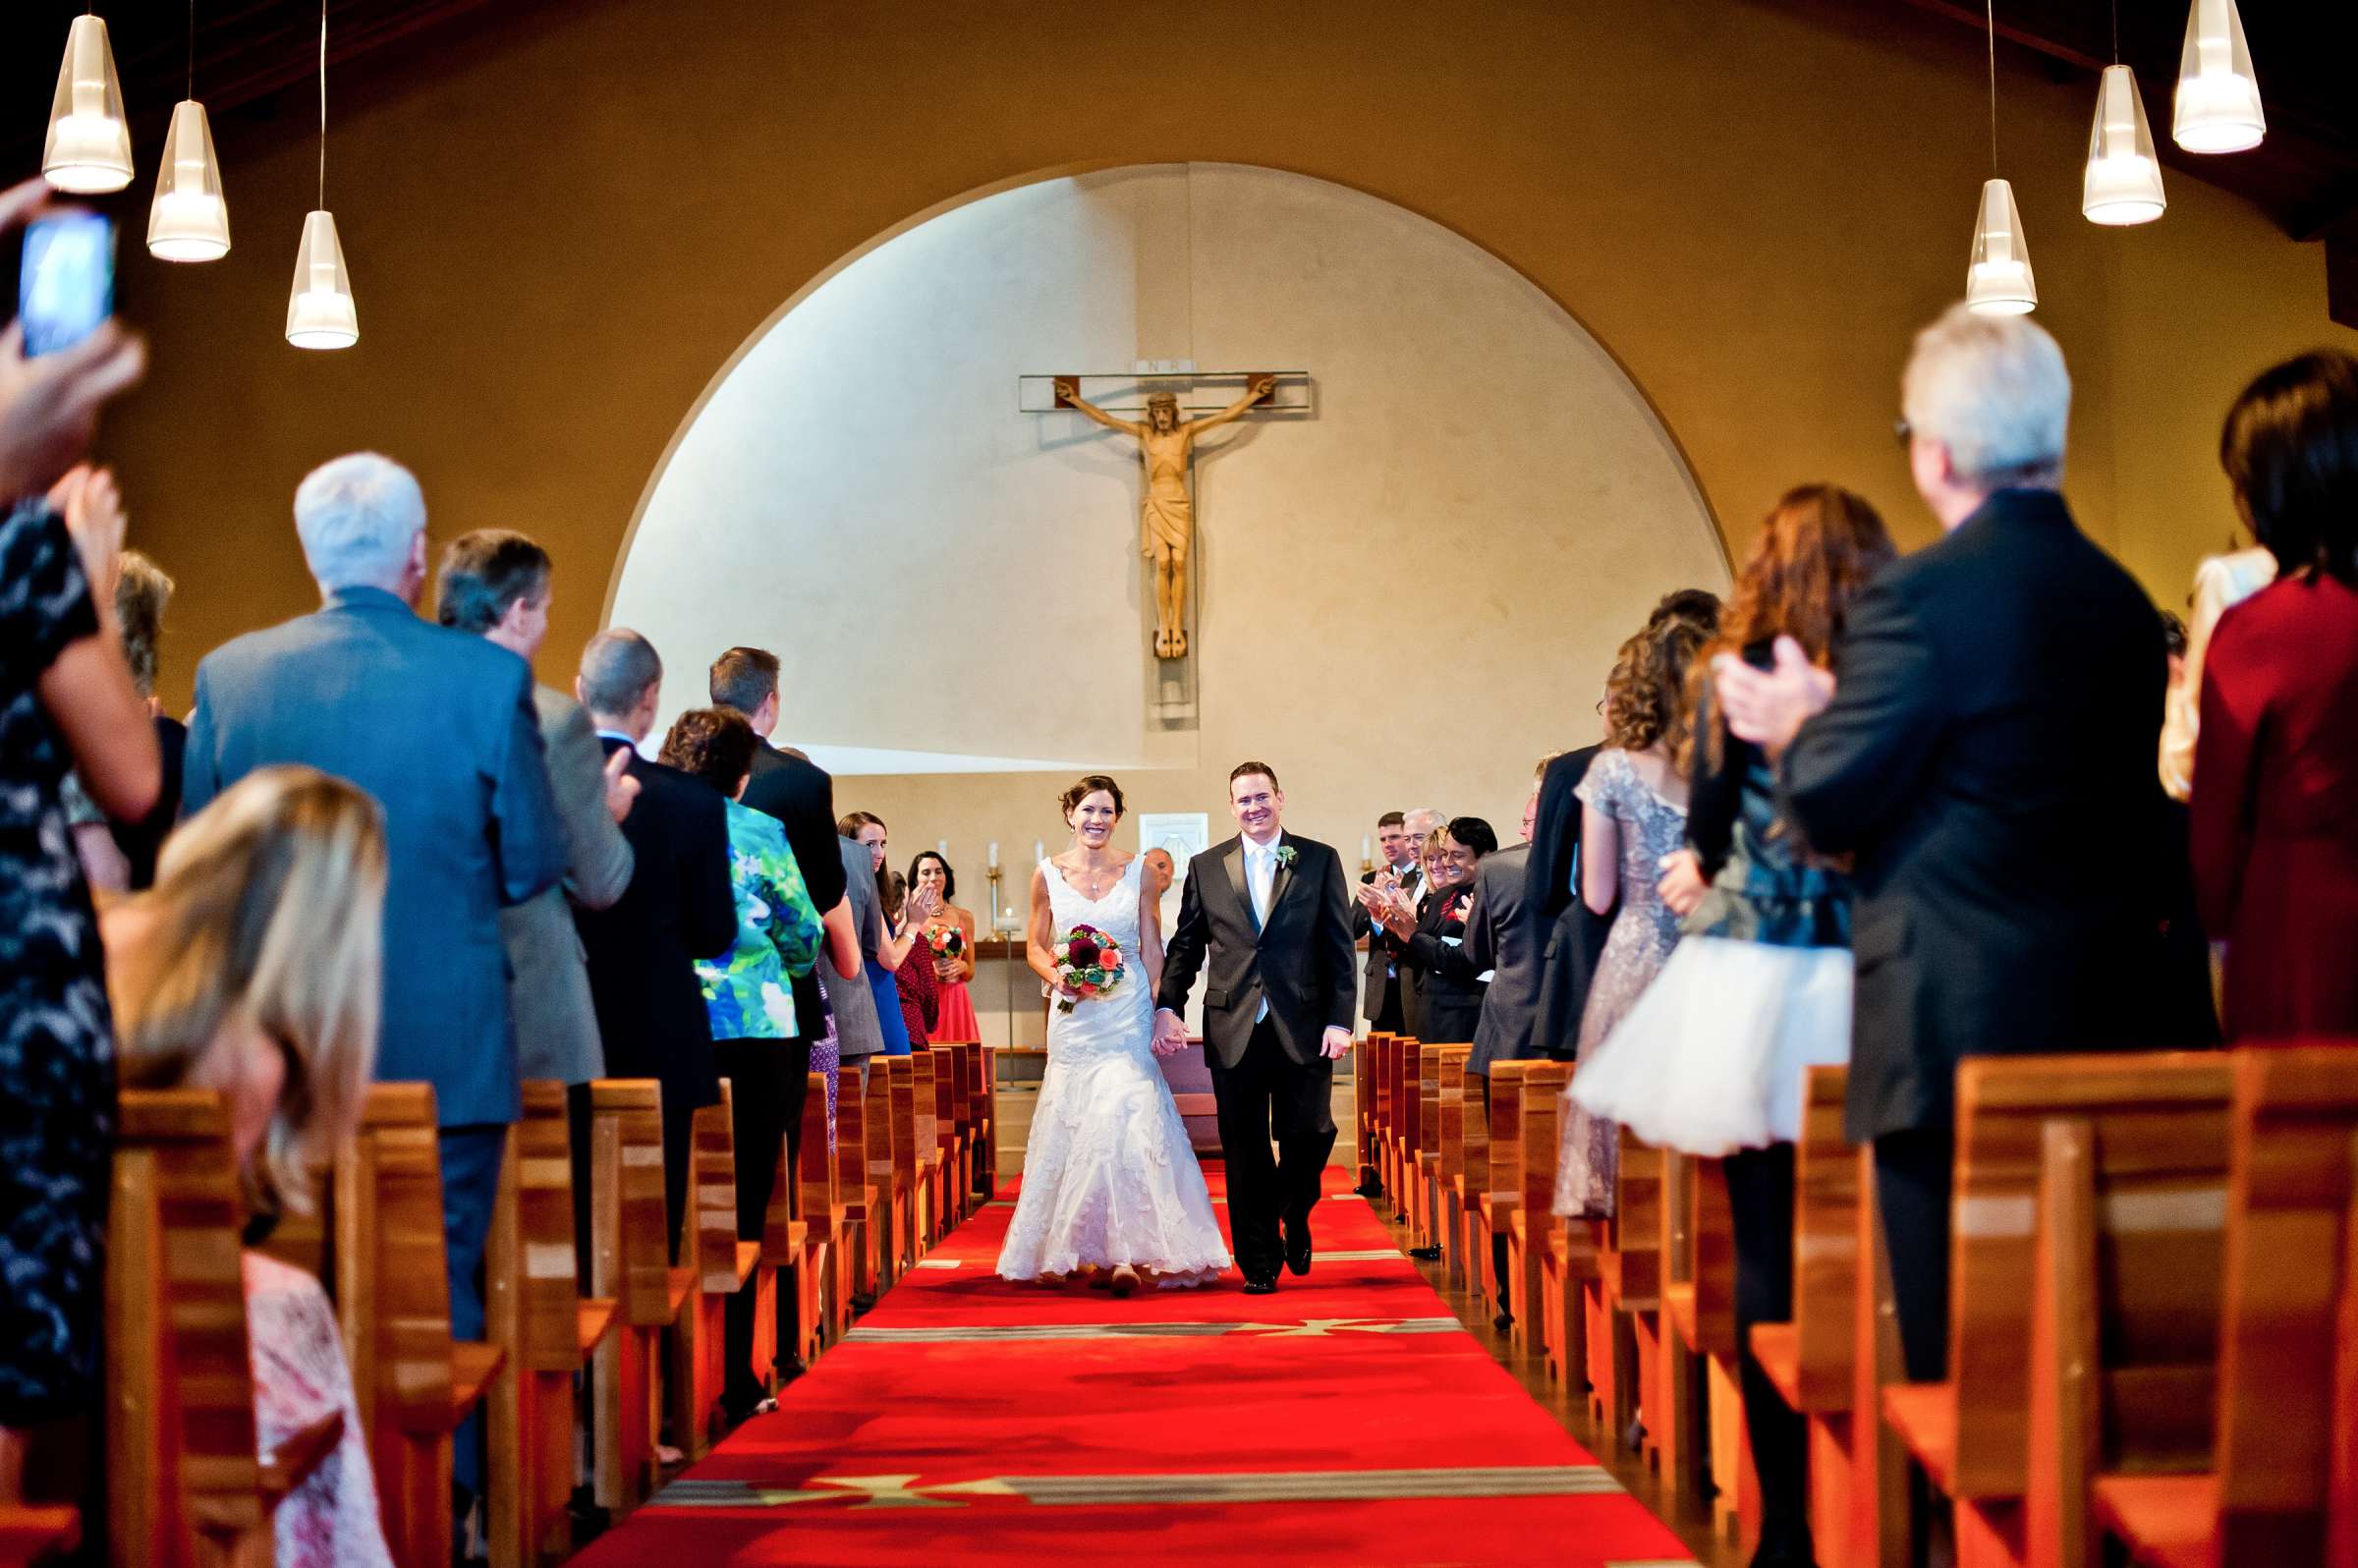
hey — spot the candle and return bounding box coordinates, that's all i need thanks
[987,841,1000,869]
[1362,832,1373,864]
[937,838,949,859]
[1033,839,1045,867]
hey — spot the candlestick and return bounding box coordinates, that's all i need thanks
[988,840,1000,869]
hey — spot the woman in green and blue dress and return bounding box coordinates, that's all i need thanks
[658,706,823,1423]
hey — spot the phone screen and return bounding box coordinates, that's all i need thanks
[21,210,116,358]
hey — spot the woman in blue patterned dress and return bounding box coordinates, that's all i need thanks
[0,465,160,1479]
[658,706,822,1425]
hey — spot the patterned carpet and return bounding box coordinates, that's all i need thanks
[573,1164,1695,1566]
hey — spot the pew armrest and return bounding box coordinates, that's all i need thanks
[1663,1281,1700,1350]
[732,1241,762,1287]
[1880,1380,1958,1493]
[448,1341,504,1422]
[665,1266,696,1315]
[1748,1322,1803,1412]
[2089,1473,2217,1568]
[0,1504,81,1562]
[577,1298,619,1359]
[257,1410,346,1504]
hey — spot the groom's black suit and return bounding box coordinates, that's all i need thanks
[1158,831,1357,1279]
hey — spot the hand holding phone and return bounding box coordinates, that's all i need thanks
[20,210,114,359]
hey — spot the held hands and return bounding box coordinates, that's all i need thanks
[1151,1008,1190,1057]
[1656,849,1707,918]
[1712,636,1835,757]
[600,746,640,824]
[1320,1026,1355,1061]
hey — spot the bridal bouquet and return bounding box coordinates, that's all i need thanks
[924,924,967,961]
[1049,924,1125,1013]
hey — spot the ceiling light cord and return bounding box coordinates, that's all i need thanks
[1986,0,1999,172]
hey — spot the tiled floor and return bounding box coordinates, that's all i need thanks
[991,1075,1747,1568]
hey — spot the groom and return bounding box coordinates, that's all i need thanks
[1157,762,1358,1294]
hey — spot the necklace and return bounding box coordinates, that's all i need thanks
[1062,852,1122,901]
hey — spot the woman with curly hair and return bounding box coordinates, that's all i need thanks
[1551,597,1715,1219]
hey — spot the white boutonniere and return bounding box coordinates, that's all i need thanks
[1273,845,1298,870]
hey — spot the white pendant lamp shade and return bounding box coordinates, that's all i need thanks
[43,16,134,194]
[1966,178,2037,315]
[147,101,230,262]
[2173,0,2265,153]
[286,210,357,350]
[2083,65,2166,226]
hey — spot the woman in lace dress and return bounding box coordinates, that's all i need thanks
[996,775,1231,1294]
[1555,608,1716,1218]
[106,766,395,1568]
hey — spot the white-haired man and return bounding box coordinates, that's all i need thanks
[1712,306,2182,1389]
[182,453,566,1517]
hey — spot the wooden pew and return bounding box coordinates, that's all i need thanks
[836,1064,875,1304]
[1382,1036,1410,1213]
[109,1089,342,1568]
[1509,1065,1565,1358]
[486,1080,618,1568]
[973,1043,1000,1201]
[674,1082,764,1461]
[1356,1032,1387,1196]
[1878,1052,2232,1567]
[589,1080,692,1516]
[334,1085,504,1568]
[800,1072,849,1358]
[864,1062,905,1290]
[0,1508,78,1568]
[1745,1066,1906,1568]
[884,1057,922,1261]
[2061,1044,2358,1568]
[1414,1043,1447,1259]
[1369,1034,1396,1203]
[911,1050,945,1248]
[929,1043,967,1226]
[1393,1039,1426,1239]
[1456,1063,1494,1315]
[1479,1064,1529,1334]
[1664,1155,1748,1535]
[1434,1045,1473,1283]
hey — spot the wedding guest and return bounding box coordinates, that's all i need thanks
[838,812,922,1056]
[881,869,940,1045]
[64,546,184,892]
[1530,590,1719,1063]
[1368,818,1496,1050]
[829,832,891,1076]
[2160,545,2274,802]
[911,850,982,1041]
[183,453,564,1516]
[107,765,394,1568]
[1580,485,1893,1568]
[1552,606,1713,1219]
[1467,776,1546,1084]
[658,706,823,1425]
[1142,846,1176,898]
[435,530,638,1269]
[2191,350,2358,1039]
[572,630,734,1257]
[1352,812,1420,1034]
[0,463,158,1476]
[713,646,854,1135]
[1714,306,2176,1385]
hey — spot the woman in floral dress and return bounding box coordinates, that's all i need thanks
[1554,606,1715,1218]
[658,707,823,1424]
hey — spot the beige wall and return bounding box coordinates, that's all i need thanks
[102,0,2354,855]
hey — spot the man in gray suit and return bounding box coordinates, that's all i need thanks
[831,835,887,1072]
[1462,778,1547,1325]
[182,454,566,1506]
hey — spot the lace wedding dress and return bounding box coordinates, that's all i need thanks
[995,855,1232,1287]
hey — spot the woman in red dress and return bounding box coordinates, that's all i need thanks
[910,851,982,1041]
[2191,350,2358,1040]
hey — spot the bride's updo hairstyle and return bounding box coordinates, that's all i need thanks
[1059,774,1127,820]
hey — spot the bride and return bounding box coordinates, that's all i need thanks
[996,774,1232,1293]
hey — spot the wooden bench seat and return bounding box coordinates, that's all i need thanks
[589,1079,676,1515]
[798,1072,847,1362]
[1750,1322,1803,1410]
[2090,1475,2215,1568]
[675,1082,762,1461]
[1433,1044,1472,1279]
[0,1506,80,1566]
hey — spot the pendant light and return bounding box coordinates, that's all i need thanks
[1965,1,2036,314]
[286,4,357,350]
[148,2,230,261]
[42,12,134,195]
[2172,0,2264,154]
[2082,2,2164,226]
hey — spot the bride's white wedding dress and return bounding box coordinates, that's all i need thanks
[996,855,1232,1287]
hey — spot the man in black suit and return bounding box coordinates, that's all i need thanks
[1527,744,1609,1062]
[1350,810,1429,1035]
[1156,762,1358,1294]
[574,630,739,1257]
[1716,306,2175,1385]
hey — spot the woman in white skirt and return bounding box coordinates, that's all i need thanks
[1572,484,1895,1568]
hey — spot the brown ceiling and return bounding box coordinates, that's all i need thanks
[8,1,2358,318]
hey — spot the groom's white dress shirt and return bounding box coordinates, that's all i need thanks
[1244,833,1281,1022]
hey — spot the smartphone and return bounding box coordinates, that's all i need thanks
[20,209,115,358]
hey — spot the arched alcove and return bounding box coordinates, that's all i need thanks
[607,163,1726,781]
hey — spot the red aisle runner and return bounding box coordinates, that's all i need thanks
[574,1165,1695,1567]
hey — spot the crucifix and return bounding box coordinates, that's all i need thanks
[1048,372,1282,660]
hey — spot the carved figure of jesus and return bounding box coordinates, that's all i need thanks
[1055,373,1276,659]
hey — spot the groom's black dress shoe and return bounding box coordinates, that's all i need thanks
[1241,1272,1279,1296]
[1283,1221,1312,1276]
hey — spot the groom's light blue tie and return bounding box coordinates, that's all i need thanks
[1249,844,1274,1023]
